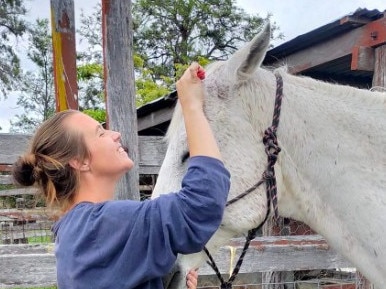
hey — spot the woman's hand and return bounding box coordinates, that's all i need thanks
[186,268,198,289]
[176,62,205,112]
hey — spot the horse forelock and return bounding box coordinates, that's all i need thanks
[165,103,183,145]
[165,61,231,145]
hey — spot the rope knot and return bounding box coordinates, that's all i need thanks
[220,282,233,289]
[263,127,281,164]
[263,170,274,180]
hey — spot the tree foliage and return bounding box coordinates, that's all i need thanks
[132,0,282,80]
[77,0,282,106]
[76,5,105,110]
[10,19,55,133]
[0,0,27,97]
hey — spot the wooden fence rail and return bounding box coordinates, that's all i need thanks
[0,235,353,288]
[0,133,166,176]
[0,133,166,197]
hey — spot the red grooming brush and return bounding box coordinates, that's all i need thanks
[197,69,205,80]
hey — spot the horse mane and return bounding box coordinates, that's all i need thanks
[165,103,183,144]
[274,66,386,110]
[166,64,386,145]
[165,61,226,144]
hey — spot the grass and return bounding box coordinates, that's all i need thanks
[27,234,53,244]
[0,184,14,190]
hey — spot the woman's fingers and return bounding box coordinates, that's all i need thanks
[186,269,198,289]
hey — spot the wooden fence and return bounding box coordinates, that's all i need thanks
[0,133,366,288]
[0,133,166,197]
[0,235,355,288]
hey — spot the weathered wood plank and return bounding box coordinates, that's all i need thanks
[0,236,353,287]
[0,134,167,175]
[372,45,386,89]
[0,134,30,165]
[138,135,167,175]
[0,244,56,288]
[0,175,12,185]
[211,235,353,275]
[0,187,38,197]
[1,256,56,287]
[351,46,374,71]
[50,0,78,111]
[138,106,174,131]
[102,0,139,200]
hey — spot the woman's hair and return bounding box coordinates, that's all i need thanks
[12,110,90,210]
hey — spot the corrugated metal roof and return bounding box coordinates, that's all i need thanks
[264,8,384,62]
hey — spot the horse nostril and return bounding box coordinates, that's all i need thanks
[163,263,182,289]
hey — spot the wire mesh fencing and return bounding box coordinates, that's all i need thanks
[0,197,56,245]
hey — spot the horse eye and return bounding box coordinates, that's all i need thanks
[181,151,190,164]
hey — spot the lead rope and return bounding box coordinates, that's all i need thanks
[203,73,284,288]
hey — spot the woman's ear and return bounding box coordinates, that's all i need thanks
[69,158,90,172]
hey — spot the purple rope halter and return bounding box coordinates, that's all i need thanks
[204,72,284,288]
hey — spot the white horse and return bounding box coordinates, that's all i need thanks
[152,23,386,289]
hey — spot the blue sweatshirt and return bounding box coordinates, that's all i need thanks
[52,156,230,289]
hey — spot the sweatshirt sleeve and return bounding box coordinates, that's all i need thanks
[154,156,231,253]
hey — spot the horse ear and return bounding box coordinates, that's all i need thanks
[229,22,271,79]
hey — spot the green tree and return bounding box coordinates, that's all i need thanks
[77,0,282,106]
[77,4,168,108]
[76,4,105,110]
[132,0,282,80]
[10,19,55,133]
[0,0,27,97]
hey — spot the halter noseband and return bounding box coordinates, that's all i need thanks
[204,72,284,289]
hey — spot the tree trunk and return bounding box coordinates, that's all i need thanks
[102,0,139,200]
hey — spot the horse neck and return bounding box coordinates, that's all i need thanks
[271,71,385,222]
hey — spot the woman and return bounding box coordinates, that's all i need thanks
[12,63,230,289]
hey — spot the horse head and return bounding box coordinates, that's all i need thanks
[152,22,282,289]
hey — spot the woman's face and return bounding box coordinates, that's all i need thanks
[66,112,134,178]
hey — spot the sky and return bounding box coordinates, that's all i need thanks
[0,0,385,132]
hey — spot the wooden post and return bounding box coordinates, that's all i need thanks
[50,0,78,111]
[102,0,139,200]
[262,217,290,289]
[372,45,386,90]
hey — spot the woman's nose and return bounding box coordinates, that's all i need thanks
[111,130,121,141]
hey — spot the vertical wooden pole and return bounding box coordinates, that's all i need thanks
[102,0,139,200]
[262,217,289,289]
[372,45,386,90]
[50,0,78,111]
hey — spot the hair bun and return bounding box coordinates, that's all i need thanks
[12,154,37,186]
